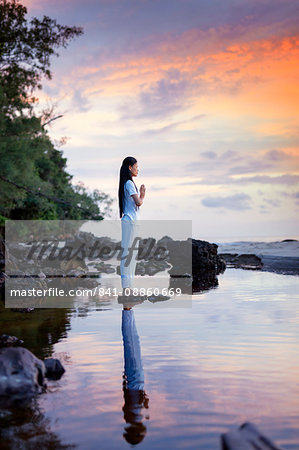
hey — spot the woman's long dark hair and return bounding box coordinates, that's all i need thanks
[118,156,138,218]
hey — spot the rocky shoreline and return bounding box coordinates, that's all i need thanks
[0,333,65,408]
[1,233,227,301]
[218,239,299,275]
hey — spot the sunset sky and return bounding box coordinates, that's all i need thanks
[23,0,299,241]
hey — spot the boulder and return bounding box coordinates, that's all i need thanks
[145,237,226,293]
[219,253,263,270]
[0,347,47,407]
[132,237,226,293]
[44,358,65,380]
[191,239,226,292]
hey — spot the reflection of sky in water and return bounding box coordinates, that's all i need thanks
[38,269,299,449]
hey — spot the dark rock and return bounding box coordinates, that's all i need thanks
[237,254,263,269]
[147,294,170,303]
[66,267,86,278]
[94,262,115,274]
[10,308,35,313]
[137,238,157,260]
[43,358,65,380]
[0,334,24,347]
[39,267,66,277]
[137,237,226,294]
[169,274,193,294]
[218,253,239,264]
[0,271,7,285]
[135,263,146,276]
[167,239,192,276]
[261,255,299,275]
[219,253,263,270]
[0,347,47,407]
[116,258,170,276]
[221,421,283,450]
[219,251,299,275]
[156,235,173,254]
[191,239,226,293]
[0,238,4,268]
[74,233,121,261]
[136,259,171,276]
[0,271,7,301]
[150,238,226,293]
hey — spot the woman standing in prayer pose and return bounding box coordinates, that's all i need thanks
[118,157,146,295]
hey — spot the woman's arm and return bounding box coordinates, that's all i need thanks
[131,184,146,207]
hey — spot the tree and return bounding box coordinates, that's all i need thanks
[0,0,113,226]
[0,0,83,112]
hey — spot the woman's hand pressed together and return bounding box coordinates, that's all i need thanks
[140,184,146,199]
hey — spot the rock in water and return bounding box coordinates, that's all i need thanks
[191,239,226,292]
[145,237,226,293]
[219,253,263,270]
[44,358,65,379]
[221,422,284,450]
[0,347,47,407]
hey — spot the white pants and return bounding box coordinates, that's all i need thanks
[120,216,139,289]
[122,309,144,390]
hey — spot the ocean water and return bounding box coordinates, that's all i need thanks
[1,268,298,449]
[195,235,299,244]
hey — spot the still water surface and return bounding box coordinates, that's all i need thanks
[1,269,299,449]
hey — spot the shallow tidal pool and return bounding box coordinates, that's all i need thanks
[1,268,299,449]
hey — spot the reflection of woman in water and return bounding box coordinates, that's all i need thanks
[121,306,149,445]
[118,157,146,295]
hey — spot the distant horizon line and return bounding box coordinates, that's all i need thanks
[193,235,299,244]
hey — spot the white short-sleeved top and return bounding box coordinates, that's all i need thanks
[122,179,140,221]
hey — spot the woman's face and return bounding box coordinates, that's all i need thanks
[129,162,138,177]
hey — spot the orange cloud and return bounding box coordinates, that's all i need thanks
[61,33,298,109]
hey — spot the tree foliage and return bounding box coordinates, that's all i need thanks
[0,0,83,112]
[0,0,113,226]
